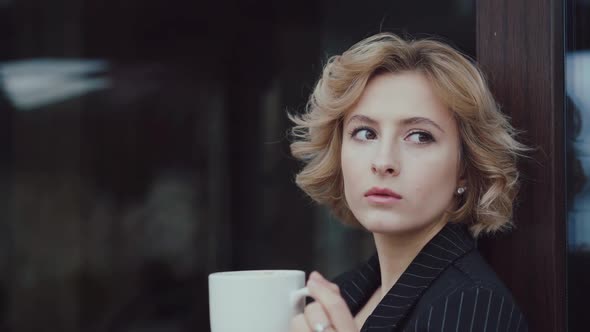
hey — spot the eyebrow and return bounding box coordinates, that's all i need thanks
[346,114,445,133]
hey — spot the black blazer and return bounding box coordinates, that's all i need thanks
[332,223,528,331]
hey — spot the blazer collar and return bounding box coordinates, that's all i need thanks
[335,223,475,332]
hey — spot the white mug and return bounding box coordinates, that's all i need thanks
[208,270,310,332]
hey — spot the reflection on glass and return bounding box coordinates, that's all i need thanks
[1,58,110,110]
[567,51,590,250]
[566,0,590,331]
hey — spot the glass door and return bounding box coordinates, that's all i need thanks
[566,0,590,331]
[0,1,476,331]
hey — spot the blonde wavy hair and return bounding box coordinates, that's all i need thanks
[289,33,528,237]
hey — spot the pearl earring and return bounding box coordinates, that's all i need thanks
[456,187,466,195]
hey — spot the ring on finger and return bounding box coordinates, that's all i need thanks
[312,322,334,332]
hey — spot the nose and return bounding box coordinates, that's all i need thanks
[371,143,400,176]
[371,162,398,176]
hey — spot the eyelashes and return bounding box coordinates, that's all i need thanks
[406,131,435,144]
[349,126,376,140]
[348,126,435,144]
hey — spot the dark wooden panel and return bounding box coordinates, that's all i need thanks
[476,1,565,331]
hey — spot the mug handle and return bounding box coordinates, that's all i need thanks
[290,287,310,308]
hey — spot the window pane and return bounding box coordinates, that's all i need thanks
[0,1,474,331]
[566,0,590,331]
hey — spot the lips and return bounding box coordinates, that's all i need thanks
[364,187,402,204]
[364,187,402,199]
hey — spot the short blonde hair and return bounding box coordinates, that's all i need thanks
[289,33,528,238]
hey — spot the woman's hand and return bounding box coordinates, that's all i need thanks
[289,271,357,332]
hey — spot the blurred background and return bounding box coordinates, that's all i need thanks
[0,0,475,332]
[1,0,589,331]
[0,1,475,331]
[566,0,590,330]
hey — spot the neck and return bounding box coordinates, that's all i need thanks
[373,219,447,298]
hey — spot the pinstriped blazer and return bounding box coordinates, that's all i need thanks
[332,223,528,331]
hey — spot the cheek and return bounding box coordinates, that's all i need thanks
[341,143,368,201]
[407,150,460,199]
[341,143,363,179]
[341,156,358,197]
[411,173,455,202]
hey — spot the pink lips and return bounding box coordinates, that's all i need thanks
[364,187,402,205]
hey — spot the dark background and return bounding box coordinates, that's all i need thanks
[14,1,585,331]
[2,0,588,331]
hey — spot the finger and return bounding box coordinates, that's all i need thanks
[310,271,340,293]
[309,271,340,295]
[290,313,311,332]
[303,302,331,332]
[307,272,356,332]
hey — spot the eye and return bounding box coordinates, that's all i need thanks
[350,127,377,141]
[406,131,434,144]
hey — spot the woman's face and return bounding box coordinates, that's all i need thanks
[341,71,463,235]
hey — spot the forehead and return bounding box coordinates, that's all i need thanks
[345,71,455,126]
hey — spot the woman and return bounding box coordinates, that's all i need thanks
[288,33,528,332]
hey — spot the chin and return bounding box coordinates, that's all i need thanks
[358,213,415,234]
[357,210,437,235]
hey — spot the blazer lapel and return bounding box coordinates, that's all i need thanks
[335,254,382,316]
[337,223,475,332]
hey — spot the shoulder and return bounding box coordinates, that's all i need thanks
[404,250,528,331]
[405,284,527,332]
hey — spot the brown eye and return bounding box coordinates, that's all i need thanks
[406,131,434,144]
[352,128,377,141]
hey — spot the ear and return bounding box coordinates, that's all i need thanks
[457,178,467,188]
[457,152,469,186]
[455,170,468,195]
